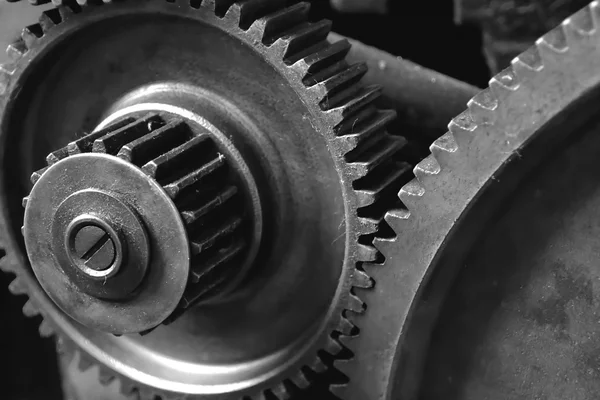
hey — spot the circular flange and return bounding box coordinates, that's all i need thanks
[52,189,149,300]
[23,153,190,334]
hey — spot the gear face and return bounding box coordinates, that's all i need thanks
[333,1,600,399]
[0,0,409,398]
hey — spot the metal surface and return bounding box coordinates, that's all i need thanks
[0,0,409,398]
[333,1,600,399]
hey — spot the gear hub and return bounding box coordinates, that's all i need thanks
[22,112,262,334]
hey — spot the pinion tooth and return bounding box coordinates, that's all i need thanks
[290,371,310,390]
[7,41,27,62]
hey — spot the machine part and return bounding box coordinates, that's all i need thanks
[455,0,592,73]
[332,1,600,399]
[329,32,481,143]
[23,112,259,334]
[0,0,410,398]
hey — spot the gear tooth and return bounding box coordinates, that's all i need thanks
[181,186,237,225]
[308,355,327,373]
[337,315,355,335]
[489,67,520,103]
[98,367,117,386]
[413,155,441,188]
[38,318,55,337]
[8,276,27,295]
[21,196,28,208]
[22,299,39,317]
[290,371,310,390]
[40,8,63,29]
[346,135,406,177]
[203,0,235,16]
[142,134,212,179]
[272,20,331,61]
[467,89,497,126]
[535,27,569,66]
[352,267,373,288]
[294,38,351,79]
[563,5,595,42]
[357,216,379,235]
[225,0,286,31]
[117,119,188,166]
[429,131,458,168]
[511,45,543,79]
[347,292,364,313]
[68,116,137,154]
[306,62,368,104]
[93,114,162,155]
[46,146,70,165]
[251,2,310,45]
[448,110,477,149]
[21,24,44,48]
[163,154,227,199]
[76,351,95,372]
[382,208,409,233]
[372,236,398,260]
[7,40,27,62]
[356,243,378,263]
[334,109,394,155]
[269,384,292,400]
[324,334,343,355]
[324,85,381,122]
[31,166,49,184]
[58,2,82,19]
[398,180,425,212]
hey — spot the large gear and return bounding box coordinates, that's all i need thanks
[332,1,600,399]
[0,0,411,399]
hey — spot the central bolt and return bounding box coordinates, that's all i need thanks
[73,225,116,272]
[65,214,124,280]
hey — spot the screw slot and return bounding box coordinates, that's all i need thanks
[65,214,124,279]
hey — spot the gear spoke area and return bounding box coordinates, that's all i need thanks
[0,0,410,398]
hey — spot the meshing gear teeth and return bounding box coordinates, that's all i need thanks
[332,2,600,399]
[0,0,412,398]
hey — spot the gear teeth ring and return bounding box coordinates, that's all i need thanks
[0,0,413,398]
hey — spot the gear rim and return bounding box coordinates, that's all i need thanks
[0,0,410,398]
